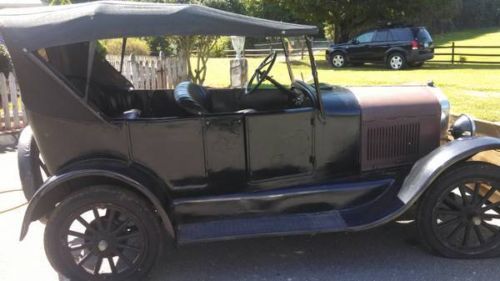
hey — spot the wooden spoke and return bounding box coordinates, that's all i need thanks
[462,224,472,247]
[68,230,87,239]
[437,217,460,229]
[474,225,485,244]
[94,257,103,275]
[77,252,93,266]
[447,223,465,240]
[108,257,117,274]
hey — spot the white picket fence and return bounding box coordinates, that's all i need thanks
[106,54,188,90]
[0,72,26,133]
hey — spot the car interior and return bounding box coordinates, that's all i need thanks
[39,42,316,120]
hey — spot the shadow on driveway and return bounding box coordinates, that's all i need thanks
[152,222,499,281]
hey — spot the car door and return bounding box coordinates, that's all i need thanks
[245,108,315,182]
[370,29,391,61]
[348,31,375,61]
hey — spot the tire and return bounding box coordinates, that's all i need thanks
[417,162,500,258]
[17,126,48,200]
[409,62,424,68]
[330,52,346,68]
[44,186,164,281]
[387,52,407,70]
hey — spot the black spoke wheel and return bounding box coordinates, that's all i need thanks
[44,186,163,281]
[418,162,500,258]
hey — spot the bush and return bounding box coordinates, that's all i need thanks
[101,38,151,56]
[0,45,13,75]
[210,37,231,57]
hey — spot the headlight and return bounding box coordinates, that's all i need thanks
[428,85,450,138]
[451,114,476,139]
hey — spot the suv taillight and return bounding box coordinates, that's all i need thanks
[411,40,419,50]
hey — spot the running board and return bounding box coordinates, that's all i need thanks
[177,210,346,244]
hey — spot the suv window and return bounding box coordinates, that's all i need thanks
[417,28,433,43]
[390,28,413,41]
[356,31,375,43]
[373,30,390,42]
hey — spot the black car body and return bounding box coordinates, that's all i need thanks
[326,26,435,69]
[1,2,499,281]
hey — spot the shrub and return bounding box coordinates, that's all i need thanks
[210,37,232,57]
[0,45,13,75]
[102,38,151,56]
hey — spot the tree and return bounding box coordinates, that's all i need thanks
[263,0,463,42]
[49,0,72,4]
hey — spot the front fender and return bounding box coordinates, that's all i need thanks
[398,136,500,205]
[20,169,175,240]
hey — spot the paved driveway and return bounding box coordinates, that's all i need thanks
[1,135,500,281]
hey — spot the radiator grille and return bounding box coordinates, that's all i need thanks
[366,123,420,161]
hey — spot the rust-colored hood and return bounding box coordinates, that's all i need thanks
[348,86,442,171]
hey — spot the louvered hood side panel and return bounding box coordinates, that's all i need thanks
[350,86,442,171]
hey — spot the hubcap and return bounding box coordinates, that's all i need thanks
[332,55,344,67]
[432,180,500,253]
[98,240,109,252]
[390,56,403,69]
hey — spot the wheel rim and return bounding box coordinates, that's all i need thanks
[60,204,147,278]
[390,56,403,69]
[432,179,500,254]
[332,55,344,67]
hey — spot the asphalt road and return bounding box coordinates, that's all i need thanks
[1,135,500,281]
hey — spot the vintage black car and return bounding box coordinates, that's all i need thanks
[1,2,500,281]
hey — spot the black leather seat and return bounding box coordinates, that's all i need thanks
[174,81,210,115]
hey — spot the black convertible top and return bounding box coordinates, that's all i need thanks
[0,0,318,51]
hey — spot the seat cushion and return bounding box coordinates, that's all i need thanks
[174,81,210,115]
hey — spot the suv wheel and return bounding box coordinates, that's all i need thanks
[387,53,406,70]
[330,52,346,68]
[44,186,164,281]
[417,162,500,258]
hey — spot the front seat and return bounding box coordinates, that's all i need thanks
[174,81,210,115]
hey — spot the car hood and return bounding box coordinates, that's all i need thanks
[348,86,441,121]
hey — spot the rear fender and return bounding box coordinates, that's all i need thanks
[20,166,175,240]
[398,136,500,205]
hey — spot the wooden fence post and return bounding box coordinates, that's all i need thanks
[8,73,20,129]
[0,74,11,130]
[451,42,455,64]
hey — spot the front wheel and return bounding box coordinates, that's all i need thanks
[44,186,164,281]
[330,52,346,68]
[387,53,406,70]
[417,162,500,258]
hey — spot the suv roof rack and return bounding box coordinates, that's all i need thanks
[377,21,414,28]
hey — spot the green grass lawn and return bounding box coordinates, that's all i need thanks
[201,28,500,122]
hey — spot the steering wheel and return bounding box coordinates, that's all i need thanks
[245,51,278,95]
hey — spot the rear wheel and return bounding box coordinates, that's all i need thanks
[330,52,346,68]
[417,162,500,258]
[387,53,406,70]
[44,186,164,281]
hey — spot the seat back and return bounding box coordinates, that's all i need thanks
[174,81,210,115]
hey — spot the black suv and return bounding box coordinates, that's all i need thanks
[326,26,434,70]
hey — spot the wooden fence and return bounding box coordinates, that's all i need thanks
[224,40,500,65]
[106,54,188,90]
[433,43,500,64]
[0,72,26,133]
